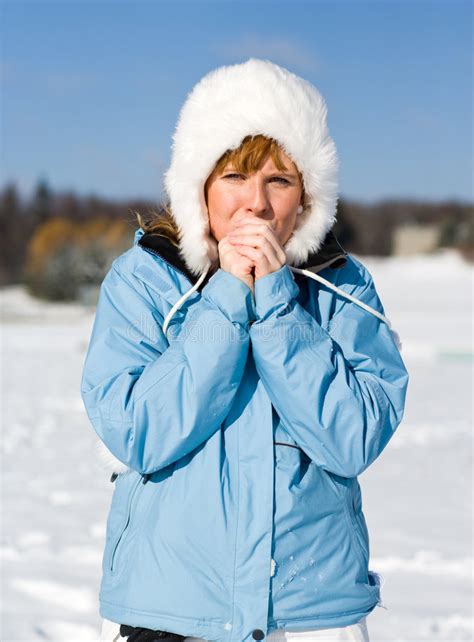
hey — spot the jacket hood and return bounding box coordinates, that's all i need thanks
[163,58,339,278]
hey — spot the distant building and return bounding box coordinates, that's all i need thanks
[392,223,442,255]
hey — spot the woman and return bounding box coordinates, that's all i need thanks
[81,58,409,642]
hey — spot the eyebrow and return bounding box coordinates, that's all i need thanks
[270,170,297,177]
[223,167,297,178]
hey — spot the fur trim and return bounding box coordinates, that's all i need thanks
[163,58,339,277]
[94,438,130,475]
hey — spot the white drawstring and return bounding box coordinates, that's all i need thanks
[162,264,211,339]
[289,266,403,351]
[162,263,403,351]
[289,266,391,325]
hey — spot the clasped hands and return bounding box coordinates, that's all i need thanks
[218,216,287,293]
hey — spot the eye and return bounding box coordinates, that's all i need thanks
[223,173,290,184]
[223,173,243,180]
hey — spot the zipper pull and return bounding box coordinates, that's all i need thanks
[142,473,151,484]
[110,472,119,483]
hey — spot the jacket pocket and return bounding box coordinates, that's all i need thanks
[109,473,145,574]
[344,491,370,569]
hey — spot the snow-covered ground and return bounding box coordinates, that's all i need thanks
[1,249,472,641]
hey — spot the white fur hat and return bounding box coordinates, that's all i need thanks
[163,57,339,277]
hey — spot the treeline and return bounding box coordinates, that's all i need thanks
[0,180,151,300]
[0,179,472,301]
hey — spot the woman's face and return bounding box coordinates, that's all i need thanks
[206,150,303,246]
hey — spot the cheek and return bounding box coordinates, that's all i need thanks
[276,192,301,237]
[208,186,239,212]
[282,216,297,243]
[207,190,237,240]
[274,208,298,242]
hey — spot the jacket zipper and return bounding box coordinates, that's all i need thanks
[347,493,369,564]
[352,495,369,559]
[109,474,145,573]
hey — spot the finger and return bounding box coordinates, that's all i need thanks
[232,243,270,265]
[232,221,275,235]
[231,243,281,273]
[233,220,278,248]
[218,236,238,256]
[233,217,274,229]
[229,233,286,265]
[219,237,255,270]
[230,223,284,258]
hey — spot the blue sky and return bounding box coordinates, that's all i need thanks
[1,0,472,204]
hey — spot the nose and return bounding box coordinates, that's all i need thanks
[245,176,271,216]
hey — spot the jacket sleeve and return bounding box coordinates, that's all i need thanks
[249,261,409,478]
[80,262,254,474]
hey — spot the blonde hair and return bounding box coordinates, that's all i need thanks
[133,203,180,247]
[135,134,307,239]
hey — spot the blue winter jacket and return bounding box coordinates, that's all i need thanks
[80,227,409,642]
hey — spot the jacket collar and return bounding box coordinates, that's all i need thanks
[137,228,348,292]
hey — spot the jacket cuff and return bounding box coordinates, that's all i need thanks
[201,268,256,329]
[254,263,300,322]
